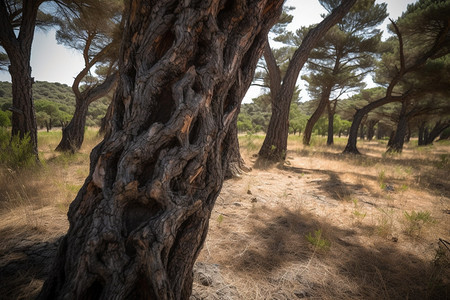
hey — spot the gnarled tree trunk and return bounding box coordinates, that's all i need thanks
[38,1,282,299]
[56,73,118,152]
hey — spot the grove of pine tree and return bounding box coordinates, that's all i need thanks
[343,0,450,154]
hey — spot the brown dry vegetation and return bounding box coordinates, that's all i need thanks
[0,131,449,299]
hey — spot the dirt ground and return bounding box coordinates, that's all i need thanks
[0,138,449,299]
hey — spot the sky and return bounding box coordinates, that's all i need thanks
[0,0,417,102]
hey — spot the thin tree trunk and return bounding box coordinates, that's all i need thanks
[38,1,282,299]
[326,99,337,146]
[387,130,395,147]
[56,73,118,152]
[258,0,357,160]
[303,87,331,146]
[366,120,378,141]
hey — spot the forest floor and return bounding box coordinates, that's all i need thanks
[0,131,449,299]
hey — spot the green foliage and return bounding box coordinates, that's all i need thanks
[0,81,110,127]
[0,110,11,127]
[305,229,331,251]
[403,210,436,236]
[352,198,366,222]
[377,170,386,189]
[0,128,36,169]
[435,154,449,169]
[375,208,395,238]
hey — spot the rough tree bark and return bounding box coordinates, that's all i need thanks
[56,73,118,152]
[38,0,282,299]
[0,0,43,158]
[258,0,357,161]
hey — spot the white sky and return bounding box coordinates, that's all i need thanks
[0,0,417,102]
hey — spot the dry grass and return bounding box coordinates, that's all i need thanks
[0,132,449,299]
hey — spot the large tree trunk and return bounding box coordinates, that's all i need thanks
[56,73,118,152]
[38,1,282,299]
[0,0,42,159]
[258,0,357,161]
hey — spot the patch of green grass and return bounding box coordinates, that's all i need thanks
[435,154,448,169]
[375,208,395,238]
[351,198,366,222]
[305,229,331,251]
[239,133,264,152]
[377,170,386,190]
[403,210,436,237]
[0,128,36,169]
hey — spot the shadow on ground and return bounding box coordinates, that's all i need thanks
[229,206,449,299]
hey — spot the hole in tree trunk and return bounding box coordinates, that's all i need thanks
[81,280,104,300]
[189,117,201,145]
[123,201,162,237]
[126,273,157,299]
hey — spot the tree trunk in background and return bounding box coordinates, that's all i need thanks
[8,60,38,156]
[422,120,450,145]
[343,96,402,154]
[359,118,366,140]
[0,0,42,159]
[99,99,114,136]
[326,99,337,146]
[38,1,282,299]
[303,88,330,146]
[56,73,118,152]
[258,0,357,160]
[418,122,426,145]
[225,114,251,179]
[387,115,408,153]
[366,120,377,141]
[387,130,395,147]
[405,124,411,143]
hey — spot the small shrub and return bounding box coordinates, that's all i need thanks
[305,229,331,251]
[403,210,436,236]
[375,208,394,238]
[0,128,36,169]
[435,154,449,169]
[377,170,386,189]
